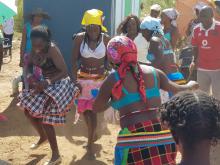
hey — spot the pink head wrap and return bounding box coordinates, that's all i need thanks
[107,36,147,102]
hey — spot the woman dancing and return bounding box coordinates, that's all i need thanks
[141,17,186,101]
[18,26,79,165]
[71,9,110,157]
[93,36,198,165]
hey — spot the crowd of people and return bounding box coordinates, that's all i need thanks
[1,1,220,165]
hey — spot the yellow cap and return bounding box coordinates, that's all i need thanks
[81,9,107,32]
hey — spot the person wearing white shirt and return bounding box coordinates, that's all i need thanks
[3,17,14,55]
[117,15,149,63]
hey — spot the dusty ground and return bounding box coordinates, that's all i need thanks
[0,37,118,165]
[0,37,220,165]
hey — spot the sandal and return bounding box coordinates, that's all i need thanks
[30,140,48,150]
[43,157,62,165]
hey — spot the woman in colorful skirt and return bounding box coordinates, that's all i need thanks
[160,91,220,165]
[18,26,79,165]
[140,17,186,102]
[93,36,199,165]
[71,9,110,157]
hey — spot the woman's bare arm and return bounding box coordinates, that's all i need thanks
[46,46,68,83]
[103,34,111,70]
[71,33,83,83]
[171,27,180,50]
[158,69,199,94]
[148,37,163,68]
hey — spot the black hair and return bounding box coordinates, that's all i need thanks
[160,90,220,149]
[117,15,141,35]
[31,25,52,52]
[31,25,51,43]
[200,6,214,18]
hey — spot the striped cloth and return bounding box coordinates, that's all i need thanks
[117,130,174,148]
[167,72,187,98]
[18,77,78,125]
[167,72,186,85]
[115,119,176,165]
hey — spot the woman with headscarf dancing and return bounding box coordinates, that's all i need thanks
[141,17,186,102]
[93,36,198,165]
[71,9,110,158]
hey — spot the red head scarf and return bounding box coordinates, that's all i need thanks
[107,36,147,102]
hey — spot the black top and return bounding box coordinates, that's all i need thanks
[40,58,56,71]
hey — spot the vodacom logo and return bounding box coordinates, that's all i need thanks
[202,40,208,47]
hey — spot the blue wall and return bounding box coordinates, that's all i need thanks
[23,0,112,70]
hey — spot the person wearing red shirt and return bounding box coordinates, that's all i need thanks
[191,6,220,100]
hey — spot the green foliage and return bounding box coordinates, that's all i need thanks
[14,0,23,32]
[141,0,175,17]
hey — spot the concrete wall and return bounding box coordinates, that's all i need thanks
[23,0,112,70]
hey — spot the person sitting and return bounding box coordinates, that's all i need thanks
[160,90,220,165]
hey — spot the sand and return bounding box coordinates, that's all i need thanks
[0,37,220,165]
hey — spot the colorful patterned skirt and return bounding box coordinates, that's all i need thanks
[115,119,176,165]
[18,77,78,125]
[75,72,106,113]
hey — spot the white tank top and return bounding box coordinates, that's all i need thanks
[80,33,106,59]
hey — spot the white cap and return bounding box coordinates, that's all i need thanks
[194,2,207,11]
[150,4,161,11]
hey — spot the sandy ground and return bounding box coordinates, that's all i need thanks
[0,37,220,165]
[0,38,118,165]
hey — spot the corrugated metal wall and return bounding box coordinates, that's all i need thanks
[23,0,112,70]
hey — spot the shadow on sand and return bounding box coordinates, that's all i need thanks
[70,144,107,165]
[0,98,111,145]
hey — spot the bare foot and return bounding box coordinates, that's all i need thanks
[50,153,61,162]
[85,149,95,160]
[83,133,98,149]
[10,93,18,97]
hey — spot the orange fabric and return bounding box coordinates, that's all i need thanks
[175,0,220,37]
